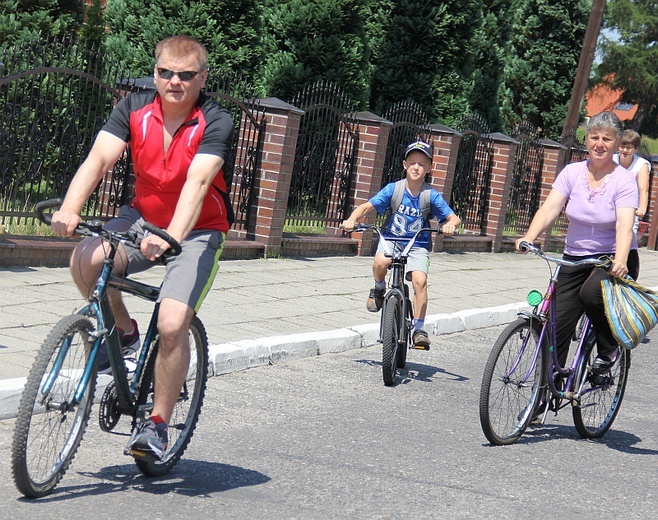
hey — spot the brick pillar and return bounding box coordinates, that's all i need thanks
[250,98,303,256]
[538,138,567,248]
[486,132,518,253]
[348,111,392,255]
[426,123,461,252]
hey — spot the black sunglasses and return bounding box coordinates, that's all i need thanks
[157,68,200,81]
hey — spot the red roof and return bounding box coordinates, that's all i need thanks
[585,80,637,121]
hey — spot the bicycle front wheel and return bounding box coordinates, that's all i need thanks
[396,289,411,369]
[381,299,401,386]
[479,318,545,446]
[134,315,208,476]
[572,341,630,439]
[11,314,97,498]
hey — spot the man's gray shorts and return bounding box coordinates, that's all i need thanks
[105,206,223,311]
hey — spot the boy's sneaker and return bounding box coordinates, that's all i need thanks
[97,319,141,375]
[412,329,431,350]
[366,288,384,312]
[130,418,168,461]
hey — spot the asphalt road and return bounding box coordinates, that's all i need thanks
[0,325,656,519]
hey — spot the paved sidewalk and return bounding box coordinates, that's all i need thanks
[2,248,658,418]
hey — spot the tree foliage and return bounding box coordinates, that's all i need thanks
[500,0,590,138]
[0,0,83,45]
[468,0,514,132]
[80,0,106,46]
[103,0,263,80]
[0,0,606,136]
[259,0,370,108]
[596,0,658,136]
[367,0,481,127]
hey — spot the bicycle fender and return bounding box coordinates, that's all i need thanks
[516,311,544,333]
[383,288,404,307]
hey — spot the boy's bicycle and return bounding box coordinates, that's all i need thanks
[351,224,440,386]
[11,199,209,498]
[479,242,630,445]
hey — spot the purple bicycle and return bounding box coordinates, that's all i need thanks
[479,242,630,445]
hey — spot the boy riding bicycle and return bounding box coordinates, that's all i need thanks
[342,140,460,349]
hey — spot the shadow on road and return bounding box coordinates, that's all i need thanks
[21,459,270,502]
[355,358,469,384]
[481,422,658,455]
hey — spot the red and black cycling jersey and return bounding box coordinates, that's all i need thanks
[102,90,234,232]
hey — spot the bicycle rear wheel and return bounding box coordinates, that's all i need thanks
[134,315,208,476]
[381,299,401,386]
[572,338,630,439]
[479,318,545,445]
[11,314,97,498]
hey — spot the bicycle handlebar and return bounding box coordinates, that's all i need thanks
[35,198,182,256]
[344,223,445,259]
[518,240,612,270]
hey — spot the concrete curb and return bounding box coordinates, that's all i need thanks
[0,300,531,420]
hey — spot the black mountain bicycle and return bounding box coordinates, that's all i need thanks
[11,199,208,498]
[351,224,440,386]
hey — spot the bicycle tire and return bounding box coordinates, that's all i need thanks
[396,300,410,369]
[11,314,97,498]
[479,317,545,446]
[396,289,411,369]
[382,299,401,386]
[572,337,630,439]
[134,315,208,476]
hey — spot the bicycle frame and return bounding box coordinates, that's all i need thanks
[41,242,152,414]
[13,199,204,498]
[381,253,411,348]
[511,245,611,405]
[518,264,593,404]
[33,198,180,416]
[479,243,627,445]
[373,227,438,346]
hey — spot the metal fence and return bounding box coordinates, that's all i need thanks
[0,35,129,227]
[286,81,359,229]
[373,101,432,226]
[450,113,494,234]
[560,127,588,169]
[504,122,544,236]
[380,101,431,188]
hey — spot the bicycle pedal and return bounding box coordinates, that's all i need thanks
[128,448,157,462]
[412,345,430,351]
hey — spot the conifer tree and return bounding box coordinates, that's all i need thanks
[500,0,589,138]
[104,0,263,79]
[367,0,481,126]
[0,0,83,45]
[80,0,106,46]
[468,0,514,131]
[259,0,370,107]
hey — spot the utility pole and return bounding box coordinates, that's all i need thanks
[561,0,607,138]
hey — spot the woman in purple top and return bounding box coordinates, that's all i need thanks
[516,111,638,373]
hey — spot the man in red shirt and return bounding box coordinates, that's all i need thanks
[51,36,234,460]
